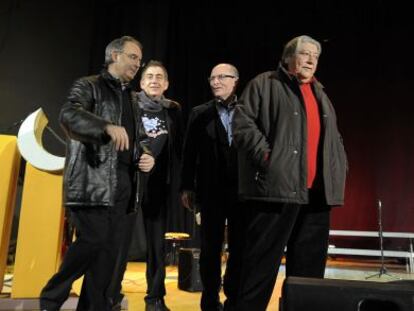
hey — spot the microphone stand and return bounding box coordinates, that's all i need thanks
[366,200,400,280]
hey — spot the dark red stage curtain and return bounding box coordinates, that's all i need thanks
[331,80,414,233]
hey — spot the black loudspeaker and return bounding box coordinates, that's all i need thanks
[178,248,203,292]
[280,277,414,311]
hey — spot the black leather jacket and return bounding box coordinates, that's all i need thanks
[60,70,146,210]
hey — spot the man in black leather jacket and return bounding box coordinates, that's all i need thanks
[231,35,347,311]
[39,35,155,311]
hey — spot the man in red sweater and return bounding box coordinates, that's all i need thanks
[231,35,347,311]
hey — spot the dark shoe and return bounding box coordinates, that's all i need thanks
[201,302,223,311]
[223,299,233,310]
[145,298,171,311]
[111,301,122,311]
[40,305,58,311]
[110,294,124,311]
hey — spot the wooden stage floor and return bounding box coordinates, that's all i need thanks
[118,258,414,311]
[1,257,413,310]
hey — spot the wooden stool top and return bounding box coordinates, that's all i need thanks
[165,232,190,240]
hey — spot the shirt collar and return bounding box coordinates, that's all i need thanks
[215,94,237,110]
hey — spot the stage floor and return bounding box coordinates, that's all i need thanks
[121,258,414,311]
[1,257,413,310]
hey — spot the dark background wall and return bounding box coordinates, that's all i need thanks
[1,0,413,237]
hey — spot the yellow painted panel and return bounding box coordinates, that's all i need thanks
[11,163,64,298]
[0,135,21,290]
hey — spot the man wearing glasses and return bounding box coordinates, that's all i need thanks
[40,36,155,311]
[181,63,243,311]
[231,35,347,310]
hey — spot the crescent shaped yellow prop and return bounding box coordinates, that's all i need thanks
[17,108,65,172]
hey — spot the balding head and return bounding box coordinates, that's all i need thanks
[208,63,239,101]
[210,63,239,78]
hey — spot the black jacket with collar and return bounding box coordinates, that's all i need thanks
[60,70,146,210]
[181,98,238,205]
[232,65,347,206]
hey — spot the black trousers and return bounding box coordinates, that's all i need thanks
[232,190,331,311]
[40,169,133,311]
[106,167,168,306]
[104,211,137,308]
[142,202,167,303]
[200,196,243,311]
[106,200,167,306]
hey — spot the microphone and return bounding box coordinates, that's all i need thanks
[377,199,383,226]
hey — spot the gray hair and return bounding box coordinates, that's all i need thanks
[141,60,169,81]
[281,35,321,65]
[104,35,143,67]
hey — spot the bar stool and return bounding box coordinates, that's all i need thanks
[164,232,190,265]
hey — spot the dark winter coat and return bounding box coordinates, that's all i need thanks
[232,66,347,205]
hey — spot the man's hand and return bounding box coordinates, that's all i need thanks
[181,190,195,210]
[138,153,155,172]
[105,124,129,151]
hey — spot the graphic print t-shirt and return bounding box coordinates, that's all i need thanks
[141,109,168,158]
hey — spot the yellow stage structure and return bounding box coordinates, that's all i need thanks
[10,109,65,298]
[11,164,64,298]
[0,135,21,291]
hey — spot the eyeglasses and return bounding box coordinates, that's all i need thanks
[297,50,320,60]
[119,51,143,66]
[208,74,237,83]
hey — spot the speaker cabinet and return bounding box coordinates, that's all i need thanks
[280,277,414,311]
[178,248,203,292]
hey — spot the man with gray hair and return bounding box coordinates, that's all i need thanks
[231,35,347,310]
[39,35,155,311]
